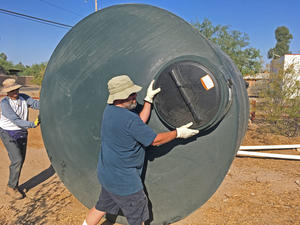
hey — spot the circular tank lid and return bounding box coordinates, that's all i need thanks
[154,60,230,130]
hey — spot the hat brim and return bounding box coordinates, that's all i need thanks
[107,84,142,104]
[1,84,22,93]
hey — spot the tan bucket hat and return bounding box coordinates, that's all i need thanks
[107,75,142,104]
[1,78,22,93]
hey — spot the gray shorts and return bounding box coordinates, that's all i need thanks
[95,187,149,225]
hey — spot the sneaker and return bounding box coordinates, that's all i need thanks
[5,187,24,199]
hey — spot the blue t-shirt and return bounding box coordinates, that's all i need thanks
[97,105,157,196]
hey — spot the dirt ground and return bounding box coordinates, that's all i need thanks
[0,109,300,225]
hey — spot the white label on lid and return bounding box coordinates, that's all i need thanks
[201,74,214,90]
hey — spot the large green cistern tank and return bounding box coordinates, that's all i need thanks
[40,4,249,225]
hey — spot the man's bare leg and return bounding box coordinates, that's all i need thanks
[83,207,106,225]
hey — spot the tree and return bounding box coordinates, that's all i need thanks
[267,26,293,59]
[21,63,47,85]
[192,18,262,75]
[0,52,14,74]
[12,62,26,74]
[0,53,8,61]
[258,62,300,137]
[0,52,46,85]
[32,63,47,85]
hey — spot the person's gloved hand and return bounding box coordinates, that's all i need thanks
[144,80,161,103]
[176,122,199,139]
[34,116,40,127]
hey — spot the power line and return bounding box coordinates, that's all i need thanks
[0,10,70,29]
[0,8,73,29]
[39,0,83,17]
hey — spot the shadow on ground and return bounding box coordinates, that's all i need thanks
[2,167,72,225]
[19,165,55,192]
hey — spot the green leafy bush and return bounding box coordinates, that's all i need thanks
[258,62,300,137]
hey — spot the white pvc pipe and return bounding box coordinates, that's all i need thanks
[240,144,300,150]
[237,150,300,160]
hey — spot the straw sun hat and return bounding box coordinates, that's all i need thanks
[1,78,22,93]
[107,75,142,104]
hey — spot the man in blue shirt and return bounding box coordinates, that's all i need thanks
[83,75,199,225]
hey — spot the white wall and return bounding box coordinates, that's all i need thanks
[284,54,300,74]
[270,54,300,99]
[284,55,300,98]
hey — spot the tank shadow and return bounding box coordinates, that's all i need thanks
[19,165,55,192]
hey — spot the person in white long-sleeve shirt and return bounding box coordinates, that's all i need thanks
[0,78,40,199]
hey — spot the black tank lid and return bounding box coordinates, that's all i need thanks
[154,60,230,130]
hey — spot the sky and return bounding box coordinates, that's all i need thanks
[1,0,299,67]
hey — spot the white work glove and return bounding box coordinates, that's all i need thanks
[176,122,199,139]
[144,80,161,103]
